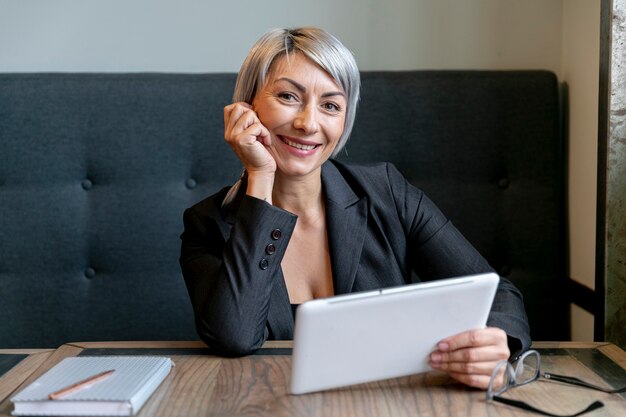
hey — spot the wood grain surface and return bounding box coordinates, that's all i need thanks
[1,342,624,416]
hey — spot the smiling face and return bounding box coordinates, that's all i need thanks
[252,53,347,180]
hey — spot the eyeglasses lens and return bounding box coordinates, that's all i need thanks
[516,352,539,385]
[490,362,513,395]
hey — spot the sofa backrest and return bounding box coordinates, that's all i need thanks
[0,72,565,348]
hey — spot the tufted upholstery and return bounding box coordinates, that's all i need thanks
[0,71,565,348]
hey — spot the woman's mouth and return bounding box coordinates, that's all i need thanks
[279,135,318,151]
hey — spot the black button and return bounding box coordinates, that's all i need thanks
[259,259,269,270]
[84,267,96,279]
[271,229,282,240]
[265,244,276,255]
[497,178,510,189]
[186,178,197,189]
[82,179,93,190]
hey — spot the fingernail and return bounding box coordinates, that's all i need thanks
[438,342,449,351]
[431,353,442,362]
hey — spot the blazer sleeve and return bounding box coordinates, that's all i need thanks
[180,194,297,356]
[385,163,532,356]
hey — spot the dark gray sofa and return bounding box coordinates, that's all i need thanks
[0,71,565,348]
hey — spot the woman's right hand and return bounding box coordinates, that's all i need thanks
[224,102,275,175]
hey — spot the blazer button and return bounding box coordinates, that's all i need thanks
[271,229,282,240]
[259,259,269,270]
[185,178,197,189]
[265,244,276,255]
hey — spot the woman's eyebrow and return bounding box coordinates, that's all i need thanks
[275,77,345,99]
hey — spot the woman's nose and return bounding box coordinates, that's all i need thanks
[293,105,319,134]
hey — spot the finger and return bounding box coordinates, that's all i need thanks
[223,103,240,128]
[240,123,271,148]
[431,344,509,364]
[224,103,255,136]
[224,105,249,136]
[223,103,235,125]
[227,110,261,143]
[231,111,271,147]
[224,102,253,122]
[256,124,271,146]
[437,327,507,352]
[232,108,257,131]
[446,371,493,390]
[429,357,501,375]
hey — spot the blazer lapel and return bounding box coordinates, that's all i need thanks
[322,162,368,295]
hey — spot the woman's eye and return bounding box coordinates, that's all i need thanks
[322,102,341,112]
[278,92,297,101]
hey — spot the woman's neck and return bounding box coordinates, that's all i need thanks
[272,169,324,219]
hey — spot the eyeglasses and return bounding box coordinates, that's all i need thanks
[543,371,626,394]
[486,349,615,417]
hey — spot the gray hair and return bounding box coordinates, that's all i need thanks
[233,27,360,158]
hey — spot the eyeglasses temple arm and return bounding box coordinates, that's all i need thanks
[543,372,626,393]
[493,397,604,417]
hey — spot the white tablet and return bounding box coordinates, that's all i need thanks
[290,272,499,394]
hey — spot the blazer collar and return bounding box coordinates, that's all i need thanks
[322,161,368,294]
[321,161,361,208]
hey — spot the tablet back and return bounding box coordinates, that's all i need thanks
[290,273,499,394]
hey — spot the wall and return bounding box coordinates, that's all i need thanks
[561,0,601,341]
[1,0,599,340]
[0,0,562,74]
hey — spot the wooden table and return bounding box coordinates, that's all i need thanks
[1,341,625,416]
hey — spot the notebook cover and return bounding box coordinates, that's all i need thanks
[11,356,173,416]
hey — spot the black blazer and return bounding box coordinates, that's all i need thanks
[180,160,531,356]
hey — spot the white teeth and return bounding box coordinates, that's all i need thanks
[283,137,316,150]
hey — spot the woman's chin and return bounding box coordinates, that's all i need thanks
[272,148,332,179]
[275,159,325,179]
[276,166,321,179]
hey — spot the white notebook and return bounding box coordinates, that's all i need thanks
[11,356,173,416]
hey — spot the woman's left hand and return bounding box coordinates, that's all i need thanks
[428,327,510,390]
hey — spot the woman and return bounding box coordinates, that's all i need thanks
[180,27,531,389]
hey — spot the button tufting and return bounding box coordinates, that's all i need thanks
[265,243,276,255]
[185,178,197,189]
[271,229,282,240]
[81,179,93,190]
[84,267,96,279]
[259,259,269,270]
[497,178,510,189]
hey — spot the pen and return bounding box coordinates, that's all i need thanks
[48,369,115,400]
